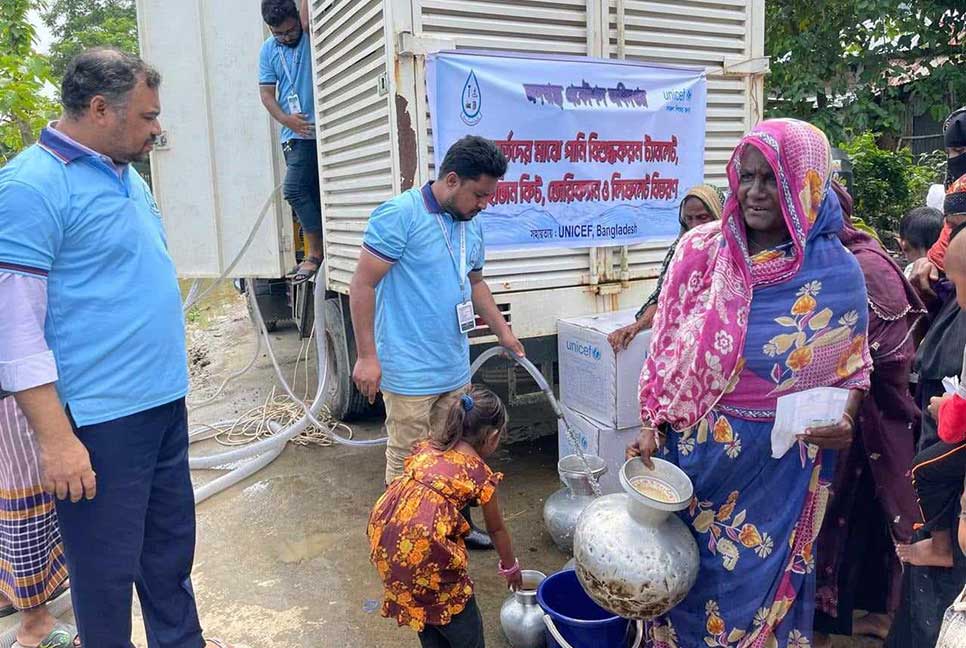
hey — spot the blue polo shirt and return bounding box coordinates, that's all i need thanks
[259,32,315,143]
[363,184,486,396]
[0,127,188,426]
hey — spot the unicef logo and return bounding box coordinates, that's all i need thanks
[566,340,601,360]
[460,70,482,126]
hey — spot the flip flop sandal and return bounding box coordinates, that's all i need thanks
[0,582,69,618]
[205,638,250,648]
[11,622,78,648]
[291,256,323,285]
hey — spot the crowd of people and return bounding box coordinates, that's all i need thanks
[622,111,966,648]
[356,113,966,647]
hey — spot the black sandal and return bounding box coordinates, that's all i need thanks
[291,255,323,285]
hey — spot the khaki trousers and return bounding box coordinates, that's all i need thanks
[382,386,467,484]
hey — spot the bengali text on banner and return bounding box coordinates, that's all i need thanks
[426,51,708,250]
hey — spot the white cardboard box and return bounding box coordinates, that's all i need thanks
[557,408,639,495]
[557,309,652,430]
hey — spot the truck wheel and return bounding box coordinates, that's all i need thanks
[321,298,372,420]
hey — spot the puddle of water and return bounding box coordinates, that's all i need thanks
[277,532,338,564]
[243,481,271,497]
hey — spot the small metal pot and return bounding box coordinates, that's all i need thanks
[500,570,548,648]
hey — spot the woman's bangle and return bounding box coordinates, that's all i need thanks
[842,412,855,430]
[498,559,520,577]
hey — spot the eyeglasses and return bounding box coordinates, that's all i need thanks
[272,25,300,41]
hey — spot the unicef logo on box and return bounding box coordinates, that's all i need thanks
[460,70,482,126]
[566,340,601,361]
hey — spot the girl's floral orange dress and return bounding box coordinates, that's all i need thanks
[367,440,501,631]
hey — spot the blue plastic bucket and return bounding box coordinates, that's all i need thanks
[536,569,629,648]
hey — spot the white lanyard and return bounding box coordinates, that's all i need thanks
[434,214,467,299]
[277,40,301,86]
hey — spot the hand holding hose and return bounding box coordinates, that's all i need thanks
[497,331,525,358]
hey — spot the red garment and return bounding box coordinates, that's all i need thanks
[927,222,952,272]
[938,395,966,444]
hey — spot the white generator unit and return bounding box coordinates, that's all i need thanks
[135,0,767,419]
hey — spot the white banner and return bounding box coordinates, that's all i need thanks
[426,51,707,250]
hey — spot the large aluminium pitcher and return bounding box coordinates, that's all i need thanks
[573,457,698,619]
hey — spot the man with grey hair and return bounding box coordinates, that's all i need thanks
[0,48,237,648]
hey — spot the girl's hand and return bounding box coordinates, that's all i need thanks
[505,569,523,592]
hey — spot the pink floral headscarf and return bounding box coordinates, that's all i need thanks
[639,119,836,431]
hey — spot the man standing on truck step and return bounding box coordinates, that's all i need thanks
[350,135,525,550]
[0,48,239,648]
[258,0,323,284]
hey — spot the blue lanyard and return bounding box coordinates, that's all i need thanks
[277,39,302,86]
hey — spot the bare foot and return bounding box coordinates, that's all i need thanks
[16,604,58,647]
[896,537,954,567]
[853,612,891,639]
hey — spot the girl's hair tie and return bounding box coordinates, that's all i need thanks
[460,394,475,412]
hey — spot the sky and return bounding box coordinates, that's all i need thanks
[28,8,53,54]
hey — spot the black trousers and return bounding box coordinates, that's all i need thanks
[911,441,966,532]
[418,595,485,648]
[281,138,322,235]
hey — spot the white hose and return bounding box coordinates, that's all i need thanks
[469,346,602,495]
[189,275,332,471]
[187,328,263,409]
[192,441,285,504]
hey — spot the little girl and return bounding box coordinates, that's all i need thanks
[367,385,522,648]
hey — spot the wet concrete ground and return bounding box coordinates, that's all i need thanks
[174,294,572,647]
[1,290,882,647]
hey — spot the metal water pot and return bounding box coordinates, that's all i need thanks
[573,457,699,620]
[543,454,607,553]
[500,570,547,648]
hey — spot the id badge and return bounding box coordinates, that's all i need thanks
[457,300,476,335]
[286,93,302,115]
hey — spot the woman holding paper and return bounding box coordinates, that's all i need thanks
[627,119,870,648]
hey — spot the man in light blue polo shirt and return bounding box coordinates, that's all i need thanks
[258,0,323,284]
[0,49,237,648]
[350,136,524,549]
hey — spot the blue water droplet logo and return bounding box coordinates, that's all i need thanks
[460,70,482,126]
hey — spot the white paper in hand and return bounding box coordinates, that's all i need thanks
[771,387,850,459]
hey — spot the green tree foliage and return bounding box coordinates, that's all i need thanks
[766,1,965,142]
[42,0,138,81]
[840,132,945,235]
[0,0,58,164]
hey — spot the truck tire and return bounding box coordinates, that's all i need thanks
[321,297,372,420]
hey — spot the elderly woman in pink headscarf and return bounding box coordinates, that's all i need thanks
[627,119,872,647]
